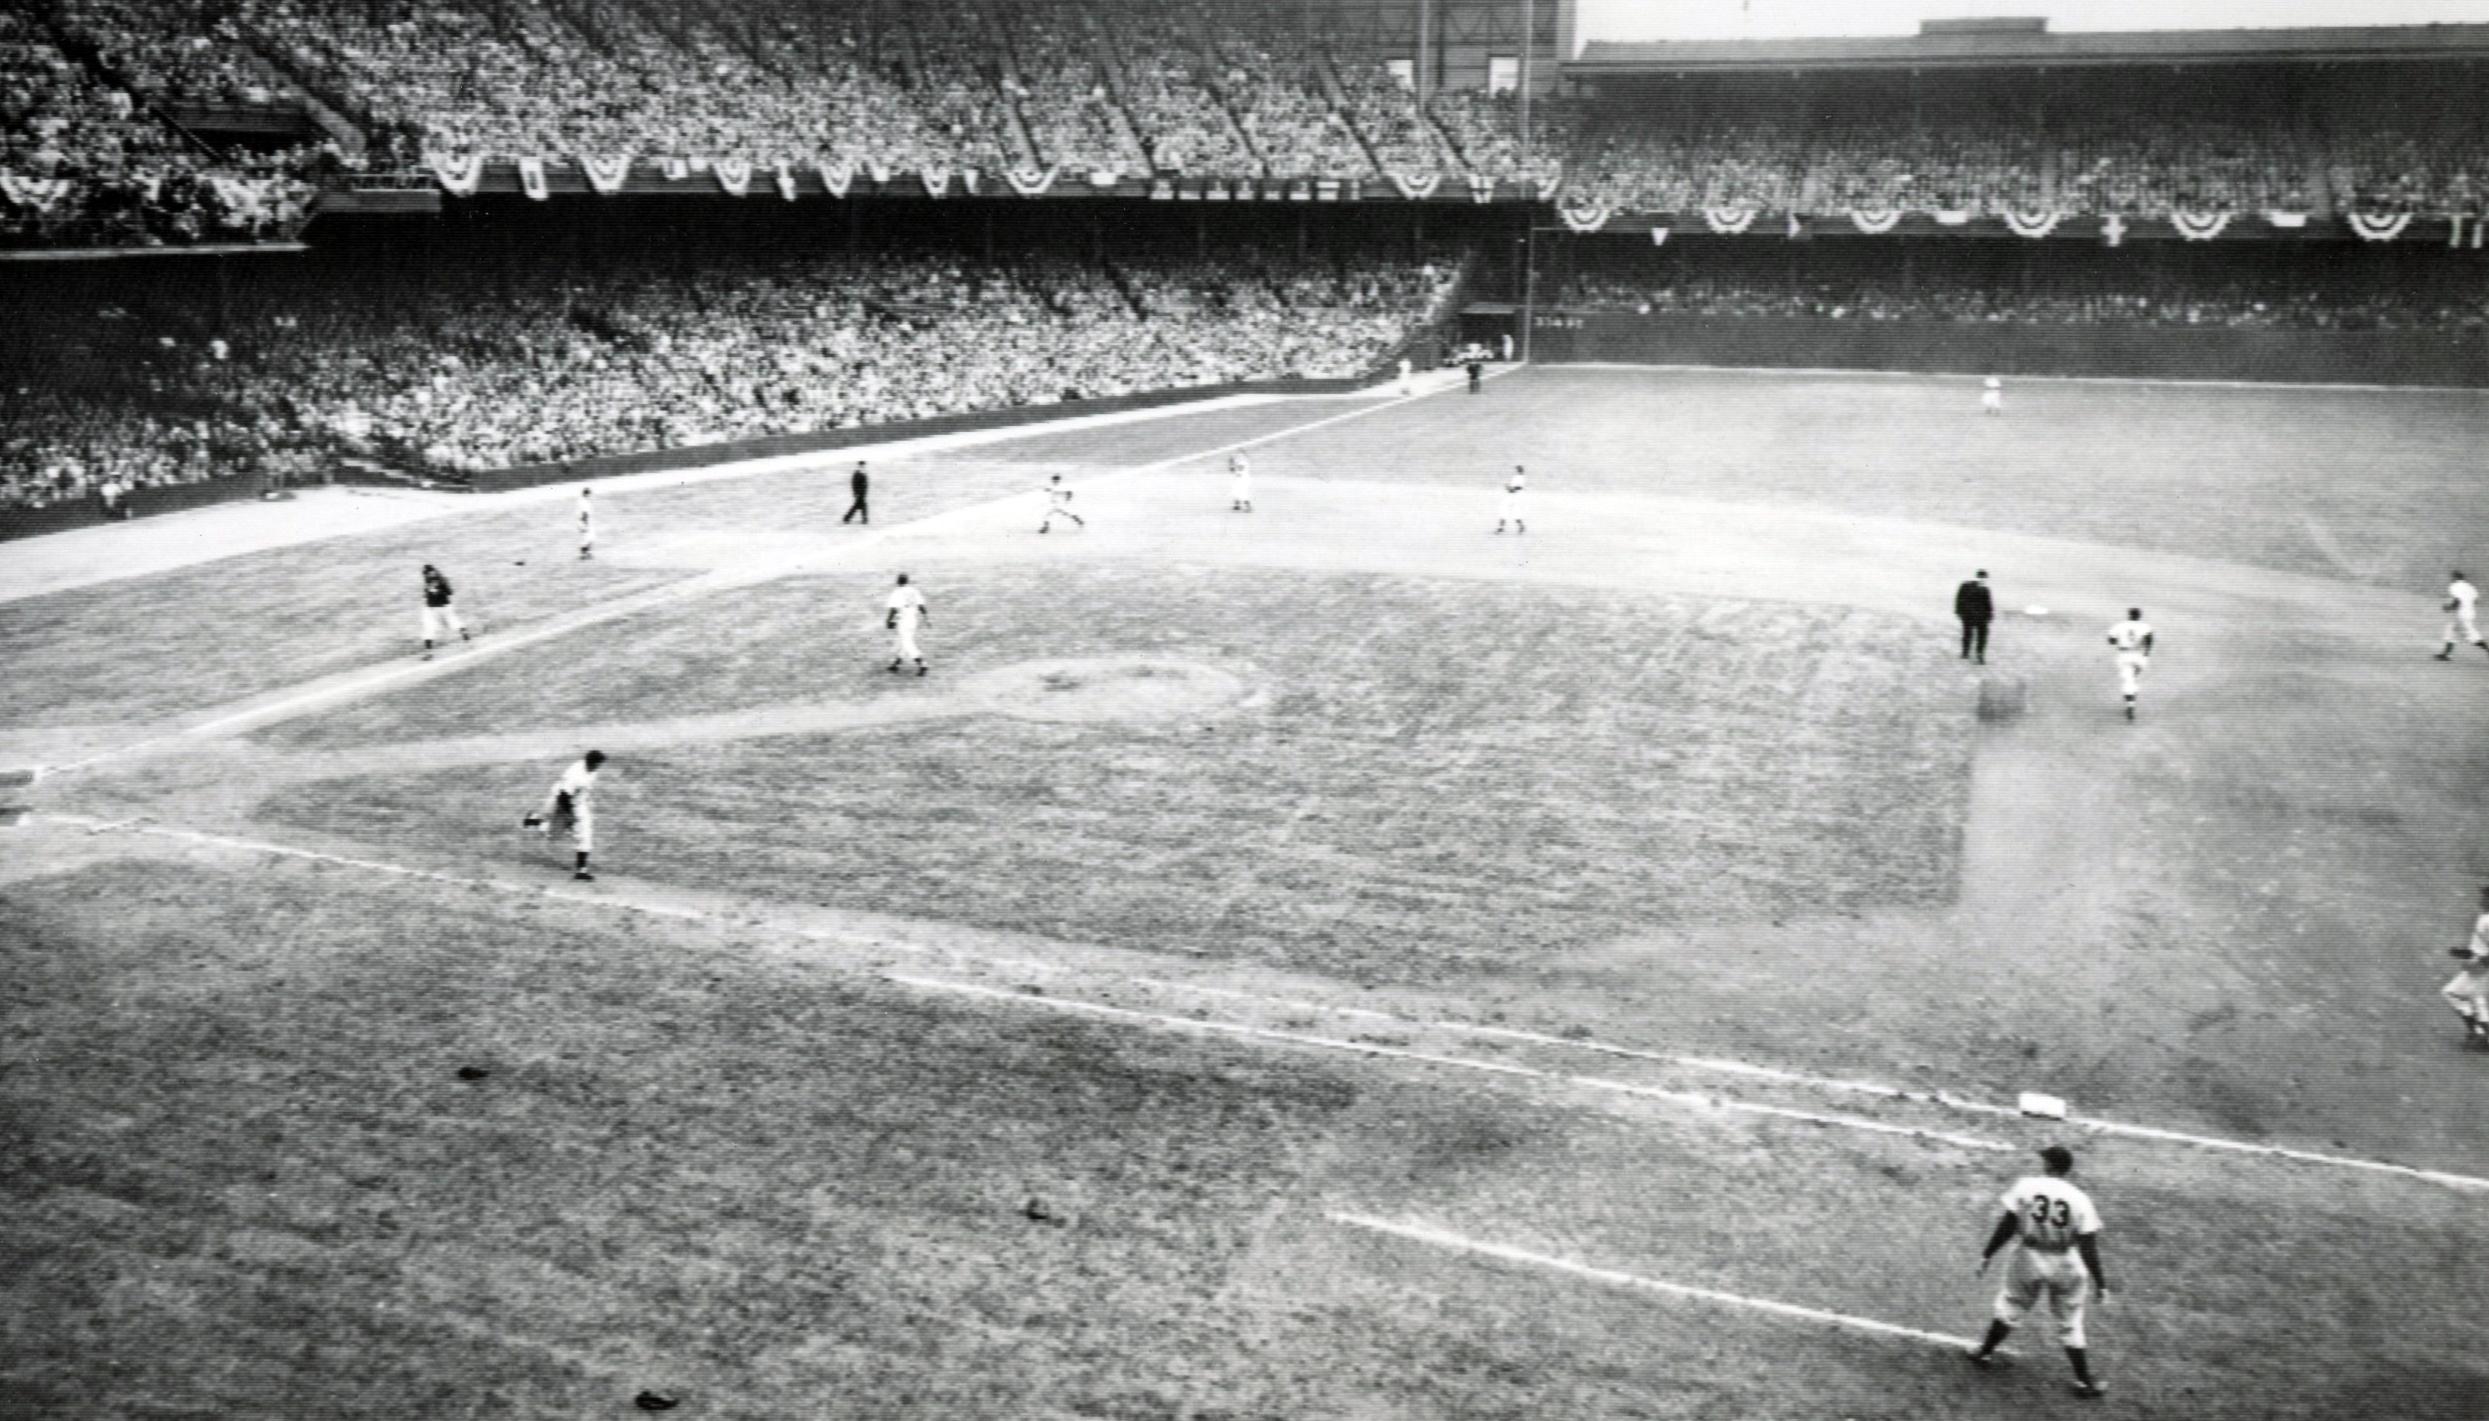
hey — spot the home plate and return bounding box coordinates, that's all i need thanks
[2019,1091,2069,1119]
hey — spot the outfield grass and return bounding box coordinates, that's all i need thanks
[252,565,1975,984]
[1181,368,2489,594]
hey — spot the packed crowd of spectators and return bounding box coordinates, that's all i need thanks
[1566,111,1806,214]
[52,0,301,110]
[1807,117,2051,216]
[0,244,1455,507]
[1103,2,1254,178]
[2055,116,2309,218]
[997,0,1138,175]
[1428,87,1571,192]
[2327,117,2489,216]
[1205,19,1370,179]
[1557,266,2489,331]
[1329,59,1448,178]
[2,6,320,245]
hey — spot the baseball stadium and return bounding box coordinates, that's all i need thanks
[3,0,2486,1416]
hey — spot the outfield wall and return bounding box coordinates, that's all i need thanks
[1526,312,2489,387]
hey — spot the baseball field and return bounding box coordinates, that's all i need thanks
[4,365,2485,1419]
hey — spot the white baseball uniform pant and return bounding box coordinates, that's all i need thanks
[2448,609,2481,645]
[421,603,465,641]
[893,621,922,664]
[1994,1245,2092,1347]
[2116,652,2148,698]
[2444,967,2488,1022]
[538,790,593,852]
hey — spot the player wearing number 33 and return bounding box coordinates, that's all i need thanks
[1968,1145,2111,1399]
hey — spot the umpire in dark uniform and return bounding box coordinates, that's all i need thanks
[1956,569,1995,663]
[841,460,869,525]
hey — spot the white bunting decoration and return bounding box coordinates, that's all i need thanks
[1557,201,1611,233]
[2171,209,2230,241]
[2265,210,2308,229]
[816,159,853,197]
[2348,210,2412,242]
[1702,206,1757,235]
[515,156,548,201]
[2002,207,2061,239]
[1849,206,1901,234]
[774,163,798,200]
[922,166,951,197]
[578,153,632,195]
[1390,172,1440,200]
[712,158,752,196]
[430,153,484,196]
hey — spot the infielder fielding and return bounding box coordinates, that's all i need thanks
[2106,608,2154,720]
[2436,571,2485,660]
[886,573,929,676]
[418,563,472,660]
[1228,452,1253,512]
[1968,1144,2111,1400]
[1039,473,1084,534]
[522,749,606,881]
[2442,884,2489,1048]
[1494,466,1527,535]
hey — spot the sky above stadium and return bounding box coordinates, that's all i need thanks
[1576,0,2489,43]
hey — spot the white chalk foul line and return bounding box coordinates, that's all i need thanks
[37,811,2489,1194]
[1328,1212,1980,1350]
[1554,361,2489,397]
[884,973,2014,1152]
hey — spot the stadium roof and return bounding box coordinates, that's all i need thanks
[1568,23,2489,76]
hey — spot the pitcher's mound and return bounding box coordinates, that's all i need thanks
[973,656,1247,724]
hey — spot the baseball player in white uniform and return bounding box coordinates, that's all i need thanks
[1228,452,1253,512]
[521,749,606,881]
[1038,473,1084,534]
[1494,466,1527,535]
[577,488,595,560]
[1982,375,2004,416]
[2107,608,2154,720]
[1397,356,1414,397]
[885,573,929,676]
[2435,571,2485,660]
[2441,885,2489,1048]
[418,563,472,660]
[1968,1145,2111,1399]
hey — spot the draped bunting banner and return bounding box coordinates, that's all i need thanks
[1149,177,1175,200]
[1557,201,1612,233]
[0,173,72,210]
[816,158,853,197]
[1467,175,1495,203]
[2002,207,2061,239]
[430,153,484,196]
[2171,209,2230,241]
[1536,169,1562,201]
[578,153,632,195]
[2347,210,2411,242]
[923,166,953,197]
[2451,214,2488,250]
[516,156,548,201]
[1389,172,1440,200]
[1205,180,1230,200]
[1085,168,1119,187]
[1288,180,1312,200]
[662,156,690,181]
[1315,178,1345,201]
[2265,210,2307,229]
[774,163,797,201]
[1650,226,1668,246]
[865,159,891,184]
[1932,209,1972,226]
[2102,213,2127,247]
[1005,164,1057,196]
[1849,206,1901,234]
[712,158,753,196]
[1701,206,1756,235]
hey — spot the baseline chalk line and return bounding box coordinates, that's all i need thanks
[37,811,2489,1193]
[1328,1212,1980,1350]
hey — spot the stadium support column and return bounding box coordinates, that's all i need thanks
[1519,0,1534,150]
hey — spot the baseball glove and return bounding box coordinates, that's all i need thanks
[2453,947,2479,960]
[2447,599,2462,612]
